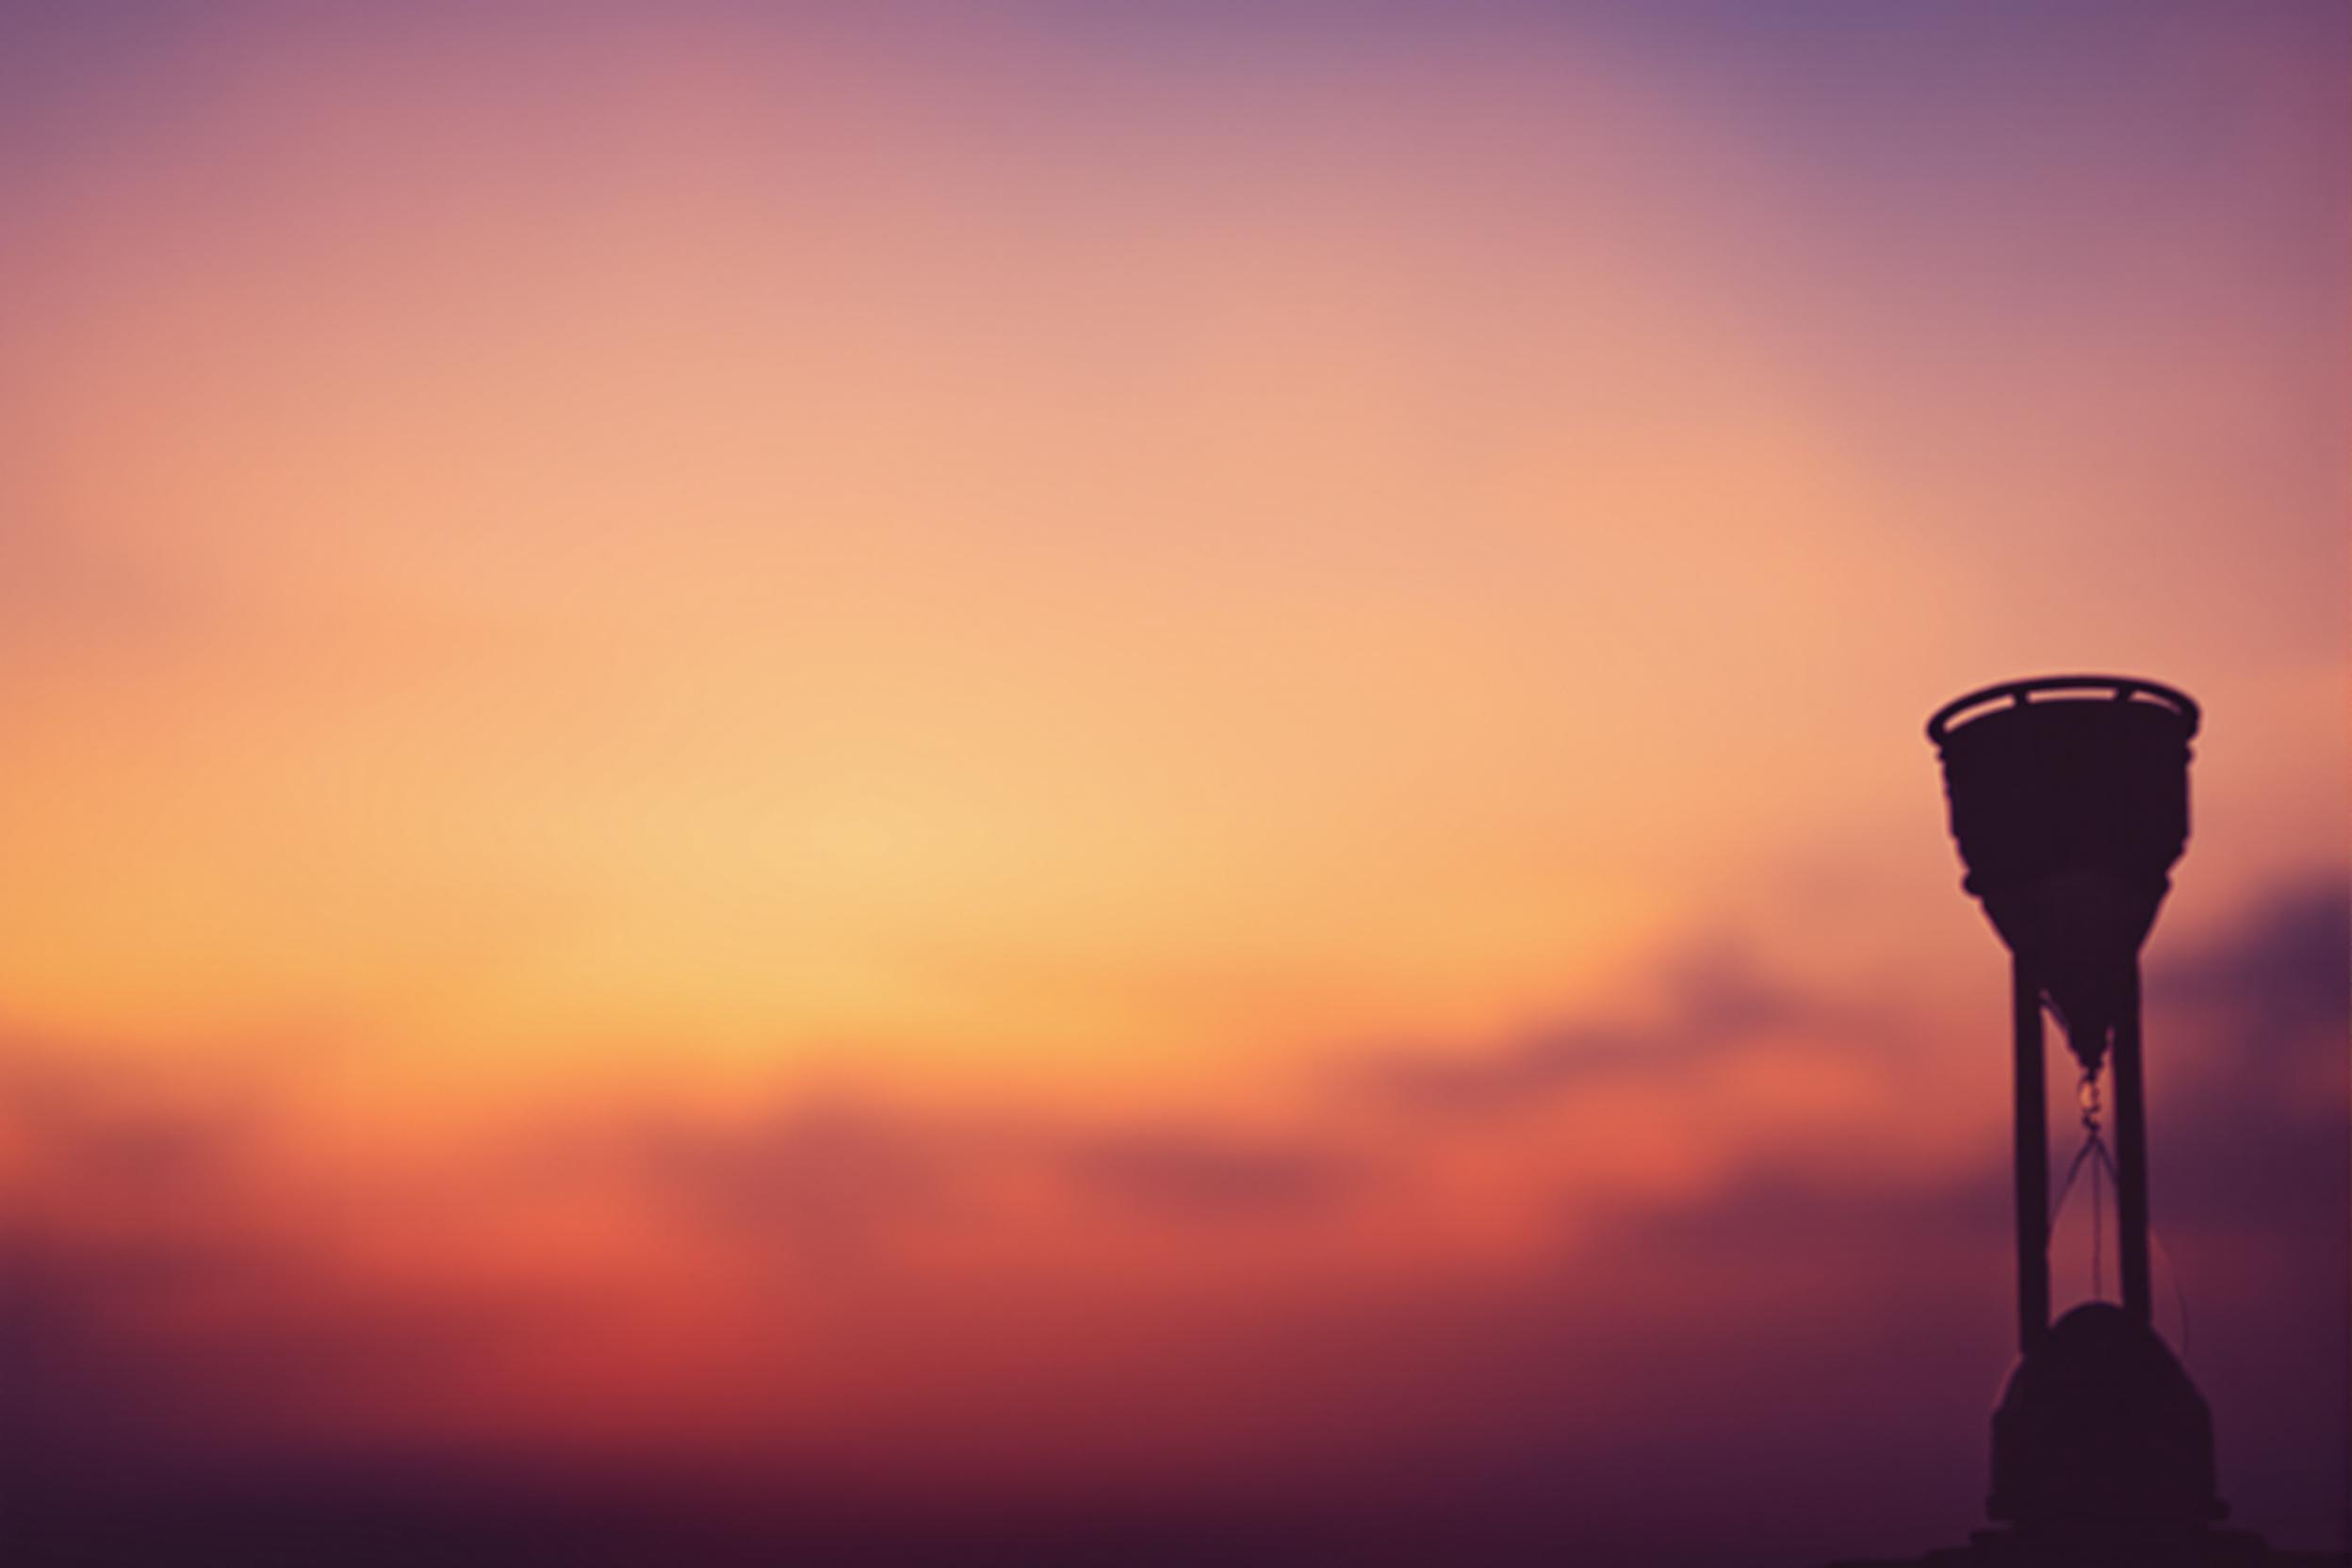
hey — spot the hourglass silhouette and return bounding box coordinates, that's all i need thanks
[1928,676,2226,1544]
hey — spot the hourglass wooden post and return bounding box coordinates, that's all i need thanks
[2009,953,2050,1351]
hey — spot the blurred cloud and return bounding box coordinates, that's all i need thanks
[621,1097,955,1265]
[1058,1124,1362,1218]
[1336,935,1868,1118]
[2154,879,2350,1047]
[2144,883,2349,1263]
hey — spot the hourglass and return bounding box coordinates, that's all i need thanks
[1929,673,2197,1342]
[1928,675,2225,1534]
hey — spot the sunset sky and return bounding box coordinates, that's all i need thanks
[2,5,2344,1563]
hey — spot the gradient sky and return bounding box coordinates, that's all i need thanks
[2,5,2344,1564]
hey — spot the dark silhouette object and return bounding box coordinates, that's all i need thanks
[1831,678,2345,1568]
[1930,674,2196,1338]
[1988,1303,2220,1530]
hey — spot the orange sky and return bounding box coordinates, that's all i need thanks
[1,7,2344,1562]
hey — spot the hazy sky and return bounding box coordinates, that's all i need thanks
[2,5,2344,1563]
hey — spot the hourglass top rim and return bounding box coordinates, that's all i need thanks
[1926,675,2200,748]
